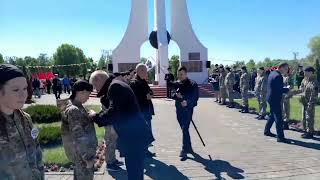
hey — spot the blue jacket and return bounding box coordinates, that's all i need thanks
[266,70,289,104]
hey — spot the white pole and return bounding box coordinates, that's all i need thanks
[154,0,169,86]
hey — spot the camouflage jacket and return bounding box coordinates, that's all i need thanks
[61,100,98,163]
[225,72,235,88]
[297,77,319,106]
[254,74,267,97]
[240,72,250,91]
[0,110,44,180]
[219,72,226,89]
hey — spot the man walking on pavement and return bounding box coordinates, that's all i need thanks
[264,63,290,143]
[173,66,199,161]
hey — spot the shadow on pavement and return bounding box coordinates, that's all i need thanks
[288,139,320,150]
[144,158,188,180]
[188,153,245,180]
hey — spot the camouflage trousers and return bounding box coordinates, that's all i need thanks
[74,160,94,180]
[282,98,290,122]
[220,87,227,101]
[257,95,267,116]
[241,89,249,107]
[226,87,234,103]
[105,125,118,164]
[302,104,315,133]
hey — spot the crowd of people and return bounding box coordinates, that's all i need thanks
[209,63,318,142]
[31,75,77,99]
[0,63,199,180]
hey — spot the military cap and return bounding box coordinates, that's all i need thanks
[304,66,315,73]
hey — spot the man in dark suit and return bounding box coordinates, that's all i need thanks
[173,66,199,160]
[165,67,175,98]
[130,64,156,157]
[89,70,154,180]
[264,63,290,143]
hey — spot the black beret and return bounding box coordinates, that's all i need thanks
[72,80,93,92]
[304,66,315,72]
[258,67,265,70]
[241,66,247,70]
[113,72,121,77]
[0,64,25,85]
[226,67,231,70]
[219,65,224,68]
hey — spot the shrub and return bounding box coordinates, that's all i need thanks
[38,125,62,146]
[25,105,62,123]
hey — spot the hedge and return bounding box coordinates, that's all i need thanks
[38,125,62,146]
[25,105,62,124]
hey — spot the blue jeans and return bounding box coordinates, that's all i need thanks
[264,101,285,140]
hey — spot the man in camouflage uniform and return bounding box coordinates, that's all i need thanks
[219,65,227,105]
[254,67,267,120]
[0,110,44,180]
[240,66,250,113]
[60,80,98,180]
[291,66,319,139]
[225,67,235,108]
[282,72,293,129]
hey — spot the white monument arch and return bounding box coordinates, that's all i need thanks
[112,0,208,86]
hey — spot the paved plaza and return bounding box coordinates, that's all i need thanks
[35,95,320,180]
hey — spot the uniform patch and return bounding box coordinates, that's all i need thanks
[31,128,39,139]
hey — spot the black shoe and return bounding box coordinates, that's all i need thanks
[277,138,291,144]
[241,109,249,113]
[301,133,313,139]
[283,123,290,130]
[264,132,277,137]
[257,115,265,120]
[106,163,122,172]
[146,150,156,158]
[114,160,124,166]
[255,115,261,119]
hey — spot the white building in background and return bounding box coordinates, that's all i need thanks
[112,0,208,86]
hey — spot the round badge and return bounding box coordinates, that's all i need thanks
[31,128,39,139]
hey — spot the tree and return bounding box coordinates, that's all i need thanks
[53,44,81,76]
[246,59,256,72]
[98,56,106,70]
[315,59,320,84]
[0,53,4,64]
[37,53,51,66]
[309,36,320,60]
[169,55,180,79]
[233,61,245,68]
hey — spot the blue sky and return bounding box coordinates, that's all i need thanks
[0,0,319,65]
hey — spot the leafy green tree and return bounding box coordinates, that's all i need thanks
[315,59,320,84]
[98,57,106,70]
[246,59,256,72]
[0,53,4,64]
[169,55,180,79]
[309,35,320,59]
[53,44,81,76]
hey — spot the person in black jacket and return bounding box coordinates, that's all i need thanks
[52,74,62,99]
[264,63,290,143]
[165,67,175,98]
[89,70,154,180]
[173,66,199,160]
[129,64,156,157]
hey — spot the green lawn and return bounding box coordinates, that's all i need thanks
[41,105,105,166]
[236,98,320,130]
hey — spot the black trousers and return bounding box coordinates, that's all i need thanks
[125,148,145,180]
[46,86,51,94]
[166,84,172,98]
[264,101,285,140]
[176,107,193,151]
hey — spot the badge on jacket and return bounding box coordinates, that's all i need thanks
[31,128,39,139]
